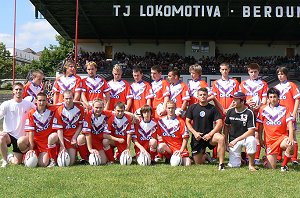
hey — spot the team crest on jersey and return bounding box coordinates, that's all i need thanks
[110,82,126,98]
[33,110,54,132]
[86,77,104,91]
[275,83,291,100]
[61,109,81,129]
[170,85,183,100]
[199,111,205,117]
[158,119,179,137]
[112,120,129,136]
[262,106,286,125]
[58,77,76,91]
[138,121,157,141]
[130,83,146,100]
[91,115,108,135]
[216,80,236,97]
[243,80,264,96]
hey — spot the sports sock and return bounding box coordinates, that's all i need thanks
[163,151,171,159]
[47,144,58,161]
[277,147,283,161]
[292,142,298,162]
[255,144,261,160]
[213,146,218,159]
[77,143,89,161]
[149,148,157,161]
[104,146,115,162]
[282,152,291,167]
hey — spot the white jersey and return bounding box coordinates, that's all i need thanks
[0,99,35,139]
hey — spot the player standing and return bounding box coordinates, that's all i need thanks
[22,69,44,103]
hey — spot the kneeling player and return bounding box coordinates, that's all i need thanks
[157,101,191,166]
[132,105,158,163]
[257,88,294,171]
[21,93,59,167]
[52,90,84,166]
[77,99,125,164]
[103,102,134,163]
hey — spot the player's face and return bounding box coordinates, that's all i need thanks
[166,103,176,117]
[232,98,242,108]
[36,95,47,109]
[66,65,76,75]
[87,66,97,78]
[190,70,200,80]
[268,93,279,106]
[167,72,176,84]
[133,71,142,82]
[93,101,104,116]
[248,69,259,80]
[113,70,122,81]
[277,72,287,82]
[220,65,230,77]
[151,70,161,81]
[197,90,208,103]
[63,92,74,106]
[33,74,44,85]
[142,111,151,122]
[13,85,23,98]
[115,106,125,118]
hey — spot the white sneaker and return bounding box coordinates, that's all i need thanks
[1,160,8,168]
[47,159,57,168]
[254,159,261,165]
[7,153,14,163]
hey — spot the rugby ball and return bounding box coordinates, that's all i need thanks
[89,153,101,166]
[137,152,151,166]
[156,103,164,116]
[57,150,71,167]
[24,151,38,168]
[250,95,261,107]
[170,154,182,166]
[135,108,141,116]
[24,96,36,103]
[119,151,132,165]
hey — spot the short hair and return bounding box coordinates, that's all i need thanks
[37,92,47,98]
[166,100,176,106]
[151,65,162,73]
[63,90,74,98]
[92,98,104,107]
[169,67,180,78]
[114,101,125,110]
[220,62,230,69]
[198,87,208,93]
[63,60,75,74]
[113,64,123,72]
[189,64,202,75]
[276,67,288,76]
[132,66,143,74]
[86,61,97,69]
[12,82,23,89]
[267,87,280,97]
[32,70,44,78]
[140,105,153,116]
[247,63,260,71]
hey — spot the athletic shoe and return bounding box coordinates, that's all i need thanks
[164,158,170,164]
[7,153,14,163]
[205,152,216,163]
[262,156,268,167]
[106,161,114,165]
[292,161,298,165]
[280,165,289,172]
[254,159,261,165]
[154,155,163,162]
[150,160,156,166]
[1,160,8,168]
[79,159,89,165]
[218,163,225,171]
[47,159,57,168]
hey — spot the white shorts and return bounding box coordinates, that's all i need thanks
[228,136,256,168]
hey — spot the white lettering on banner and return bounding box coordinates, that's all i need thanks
[243,6,300,18]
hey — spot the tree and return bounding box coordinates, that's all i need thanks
[0,42,13,79]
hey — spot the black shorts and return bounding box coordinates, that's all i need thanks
[7,134,22,153]
[191,138,215,156]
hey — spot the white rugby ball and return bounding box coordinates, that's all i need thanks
[137,152,151,166]
[250,95,261,107]
[119,151,132,165]
[170,154,182,166]
[89,153,101,166]
[57,150,71,167]
[156,103,164,115]
[24,151,38,168]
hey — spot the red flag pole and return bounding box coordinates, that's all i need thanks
[12,0,17,84]
[74,0,79,73]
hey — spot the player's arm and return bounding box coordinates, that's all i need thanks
[146,98,152,106]
[258,123,264,148]
[126,98,132,111]
[207,94,215,102]
[57,129,65,150]
[202,119,223,141]
[161,95,170,114]
[80,92,90,109]
[186,117,202,140]
[261,96,267,105]
[74,91,81,102]
[133,139,147,153]
[213,98,225,114]
[71,124,83,145]
[28,131,35,151]
[179,138,188,153]
[180,100,188,111]
[85,133,98,155]
[287,120,294,146]
[223,124,230,147]
[104,92,110,111]
[293,98,300,118]
[103,133,124,144]
[126,133,132,151]
[53,92,59,104]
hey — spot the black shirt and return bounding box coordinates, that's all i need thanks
[225,107,256,142]
[186,103,222,136]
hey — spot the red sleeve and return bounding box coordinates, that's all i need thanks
[82,111,92,134]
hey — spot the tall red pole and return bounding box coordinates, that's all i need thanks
[12,0,17,83]
[74,0,79,71]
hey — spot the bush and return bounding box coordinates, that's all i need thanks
[0,82,12,90]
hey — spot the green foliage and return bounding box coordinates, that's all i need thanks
[0,42,13,79]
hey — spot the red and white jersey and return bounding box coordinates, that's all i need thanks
[25,106,58,144]
[132,120,157,143]
[52,104,84,138]
[157,116,189,151]
[107,114,134,138]
[257,104,294,144]
[23,81,44,99]
[108,79,130,110]
[82,110,113,135]
[151,79,170,109]
[274,81,300,112]
[52,75,82,103]
[127,81,154,114]
[170,81,190,108]
[81,75,111,102]
[188,79,209,104]
[239,79,268,101]
[211,78,240,109]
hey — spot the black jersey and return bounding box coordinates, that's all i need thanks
[186,103,222,136]
[225,107,256,142]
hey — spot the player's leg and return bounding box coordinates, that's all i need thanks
[254,131,261,165]
[292,126,298,164]
[98,150,108,165]
[265,154,277,169]
[243,136,257,171]
[47,132,59,167]
[17,136,30,154]
[228,140,243,168]
[67,148,77,166]
[0,132,11,167]
[191,139,206,165]
[77,134,89,161]
[157,142,172,163]
[149,138,158,161]
[38,152,50,167]
[280,137,293,170]
[182,157,191,166]
[210,133,225,165]
[102,139,115,163]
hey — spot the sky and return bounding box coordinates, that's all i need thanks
[0,0,58,52]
